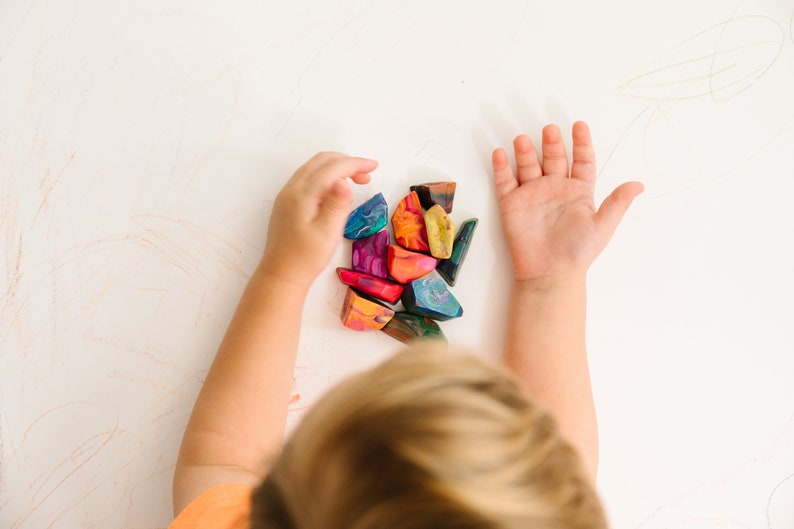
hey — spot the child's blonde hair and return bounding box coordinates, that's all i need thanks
[251,343,607,529]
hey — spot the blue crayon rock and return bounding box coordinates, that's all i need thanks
[344,193,389,239]
[437,218,478,286]
[401,277,463,321]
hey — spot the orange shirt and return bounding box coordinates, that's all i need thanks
[168,483,254,529]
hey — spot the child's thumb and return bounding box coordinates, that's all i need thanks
[595,181,644,235]
[317,179,353,225]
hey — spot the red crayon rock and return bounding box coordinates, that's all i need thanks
[336,268,404,304]
[387,245,437,284]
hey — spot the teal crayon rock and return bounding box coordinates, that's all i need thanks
[437,218,478,286]
[401,277,463,321]
[344,193,388,239]
[381,311,446,344]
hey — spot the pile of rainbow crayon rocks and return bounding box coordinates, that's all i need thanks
[336,182,477,344]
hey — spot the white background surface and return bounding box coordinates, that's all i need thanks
[2,1,793,528]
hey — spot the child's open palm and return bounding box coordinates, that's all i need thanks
[492,122,643,284]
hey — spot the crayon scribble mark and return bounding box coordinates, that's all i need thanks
[602,5,794,197]
[617,15,784,103]
[12,424,120,529]
[766,473,794,529]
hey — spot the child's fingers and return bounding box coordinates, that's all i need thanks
[541,124,569,178]
[350,172,372,185]
[304,156,378,194]
[294,151,347,181]
[570,121,596,185]
[306,157,377,227]
[594,181,644,237]
[492,147,518,199]
[513,134,542,184]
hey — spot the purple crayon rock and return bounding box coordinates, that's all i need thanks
[344,193,389,239]
[401,277,463,321]
[352,229,389,279]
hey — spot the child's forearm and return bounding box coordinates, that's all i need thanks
[173,265,308,509]
[503,275,598,479]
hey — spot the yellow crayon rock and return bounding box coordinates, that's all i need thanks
[340,287,395,331]
[424,204,456,259]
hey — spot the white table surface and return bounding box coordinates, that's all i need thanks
[2,1,793,528]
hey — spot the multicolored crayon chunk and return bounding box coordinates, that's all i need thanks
[410,182,456,213]
[344,193,388,239]
[401,277,463,321]
[337,268,404,304]
[381,311,446,344]
[424,205,456,259]
[387,245,437,284]
[340,287,395,331]
[391,191,429,252]
[437,218,478,286]
[352,230,389,279]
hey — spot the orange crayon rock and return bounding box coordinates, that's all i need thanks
[424,204,456,259]
[387,245,437,284]
[340,287,395,331]
[391,191,429,252]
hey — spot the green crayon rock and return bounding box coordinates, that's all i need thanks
[381,311,447,344]
[437,218,478,286]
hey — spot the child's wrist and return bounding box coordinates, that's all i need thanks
[255,256,315,293]
[512,272,587,295]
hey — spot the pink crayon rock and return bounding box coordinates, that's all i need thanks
[387,245,438,284]
[424,204,456,259]
[340,287,395,331]
[352,229,389,279]
[336,268,404,304]
[391,191,429,252]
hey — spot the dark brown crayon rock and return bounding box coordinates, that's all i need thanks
[410,182,456,213]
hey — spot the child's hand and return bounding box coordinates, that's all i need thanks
[259,152,378,288]
[492,122,643,286]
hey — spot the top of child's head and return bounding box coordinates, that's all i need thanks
[249,342,606,529]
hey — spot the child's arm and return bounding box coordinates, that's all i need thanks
[491,122,643,480]
[172,153,377,515]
